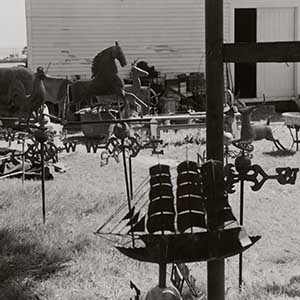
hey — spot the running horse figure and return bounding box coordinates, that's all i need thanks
[69,42,125,114]
[69,42,147,119]
[90,41,127,98]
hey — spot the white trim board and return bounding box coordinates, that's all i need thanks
[231,0,300,9]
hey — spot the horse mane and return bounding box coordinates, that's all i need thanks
[91,46,117,78]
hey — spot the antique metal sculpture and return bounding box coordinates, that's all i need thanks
[96,159,260,295]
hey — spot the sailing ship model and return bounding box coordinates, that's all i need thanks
[96,159,260,264]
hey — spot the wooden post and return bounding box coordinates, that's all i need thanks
[205,1,225,300]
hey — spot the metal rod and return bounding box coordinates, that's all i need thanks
[66,118,150,126]
[239,178,245,289]
[0,117,20,120]
[128,155,133,200]
[159,263,167,288]
[22,138,25,186]
[43,113,62,122]
[205,1,225,300]
[41,141,46,224]
[0,113,206,125]
[121,144,135,247]
[296,128,299,151]
[64,112,205,124]
[0,171,24,180]
[240,179,245,226]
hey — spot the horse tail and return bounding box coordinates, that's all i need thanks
[69,80,92,112]
[31,73,46,103]
[64,83,72,119]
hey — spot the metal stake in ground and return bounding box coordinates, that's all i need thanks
[21,137,26,186]
[121,140,135,247]
[239,168,245,289]
[128,155,133,200]
[34,111,48,224]
[40,140,46,224]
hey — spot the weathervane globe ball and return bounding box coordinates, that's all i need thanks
[234,155,252,173]
[33,129,48,143]
[145,286,182,300]
[113,122,131,139]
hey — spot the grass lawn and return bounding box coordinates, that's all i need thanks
[0,119,300,300]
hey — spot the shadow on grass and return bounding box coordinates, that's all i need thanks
[0,227,71,300]
[265,275,300,298]
[263,149,296,157]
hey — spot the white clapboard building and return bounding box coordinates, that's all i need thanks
[25,0,300,103]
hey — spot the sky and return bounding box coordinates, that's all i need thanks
[0,0,26,57]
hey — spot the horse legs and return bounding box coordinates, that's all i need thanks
[118,93,128,119]
[26,109,33,125]
[57,101,63,119]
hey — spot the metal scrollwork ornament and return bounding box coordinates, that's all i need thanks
[25,141,59,165]
[100,133,143,166]
[224,158,299,194]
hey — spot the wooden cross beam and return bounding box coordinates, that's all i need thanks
[223,41,300,63]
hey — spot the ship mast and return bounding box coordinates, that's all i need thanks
[147,164,175,288]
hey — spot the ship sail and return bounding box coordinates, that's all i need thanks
[128,215,146,234]
[176,161,207,233]
[147,164,175,234]
[201,160,237,229]
[221,199,237,226]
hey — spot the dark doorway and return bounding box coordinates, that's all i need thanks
[234,8,257,98]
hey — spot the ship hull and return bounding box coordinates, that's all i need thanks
[116,227,260,264]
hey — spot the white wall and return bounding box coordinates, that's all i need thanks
[25,0,231,80]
